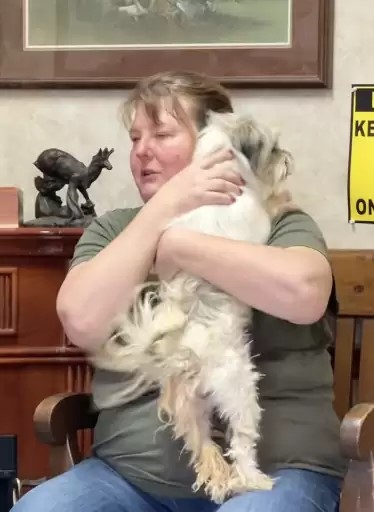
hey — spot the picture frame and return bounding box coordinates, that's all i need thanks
[0,0,333,88]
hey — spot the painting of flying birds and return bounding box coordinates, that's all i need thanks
[0,0,333,87]
[26,0,291,47]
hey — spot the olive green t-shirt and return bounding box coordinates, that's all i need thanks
[70,207,348,498]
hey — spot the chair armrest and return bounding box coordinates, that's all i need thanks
[33,392,98,446]
[340,402,374,460]
[339,403,374,512]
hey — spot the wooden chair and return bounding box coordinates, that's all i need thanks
[32,250,374,511]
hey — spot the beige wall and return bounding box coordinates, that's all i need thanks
[0,1,372,248]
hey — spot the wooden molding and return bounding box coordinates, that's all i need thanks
[0,347,83,357]
[0,346,86,365]
[0,267,17,335]
[0,357,87,365]
[67,363,93,393]
[0,227,82,257]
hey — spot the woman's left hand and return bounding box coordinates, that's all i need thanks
[154,228,181,281]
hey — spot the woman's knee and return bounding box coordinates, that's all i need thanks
[11,477,75,512]
[11,458,124,512]
[218,469,341,512]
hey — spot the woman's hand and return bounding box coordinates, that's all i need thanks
[148,148,244,224]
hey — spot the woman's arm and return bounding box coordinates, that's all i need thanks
[57,149,242,350]
[57,203,168,350]
[155,228,332,325]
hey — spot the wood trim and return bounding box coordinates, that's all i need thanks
[333,318,355,420]
[67,364,92,394]
[0,228,82,258]
[358,319,374,404]
[0,345,87,365]
[0,357,87,365]
[0,267,17,335]
[0,347,83,357]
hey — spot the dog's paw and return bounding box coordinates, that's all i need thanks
[228,466,274,495]
[89,339,139,373]
[154,307,187,336]
[192,443,232,504]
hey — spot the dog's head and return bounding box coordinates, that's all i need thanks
[205,111,294,194]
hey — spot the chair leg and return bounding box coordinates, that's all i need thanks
[340,459,374,512]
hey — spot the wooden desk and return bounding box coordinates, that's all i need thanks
[0,228,88,483]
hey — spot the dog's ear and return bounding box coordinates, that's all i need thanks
[238,121,275,175]
[240,137,264,173]
[259,144,294,188]
[262,145,296,218]
[270,145,294,183]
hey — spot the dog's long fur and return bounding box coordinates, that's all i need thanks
[90,112,294,503]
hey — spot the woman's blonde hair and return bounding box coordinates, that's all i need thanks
[123,70,233,130]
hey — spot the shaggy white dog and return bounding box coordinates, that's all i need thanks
[90,111,293,504]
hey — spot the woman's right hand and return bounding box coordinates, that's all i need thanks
[148,148,244,222]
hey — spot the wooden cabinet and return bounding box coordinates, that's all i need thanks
[0,227,87,483]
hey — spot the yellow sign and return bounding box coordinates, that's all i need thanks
[348,85,374,223]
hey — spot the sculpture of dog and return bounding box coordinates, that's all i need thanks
[90,111,294,503]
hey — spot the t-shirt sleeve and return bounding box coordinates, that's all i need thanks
[268,210,338,318]
[267,209,328,258]
[69,208,140,270]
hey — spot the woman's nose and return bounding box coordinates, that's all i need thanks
[135,138,152,159]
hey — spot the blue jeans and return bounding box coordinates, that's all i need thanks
[12,457,341,512]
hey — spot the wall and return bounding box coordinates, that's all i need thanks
[0,0,373,248]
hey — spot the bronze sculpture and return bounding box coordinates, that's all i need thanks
[24,147,114,227]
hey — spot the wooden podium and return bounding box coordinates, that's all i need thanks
[0,227,89,485]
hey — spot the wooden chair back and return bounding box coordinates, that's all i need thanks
[330,250,374,418]
[330,250,374,512]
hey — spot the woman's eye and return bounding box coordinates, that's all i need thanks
[155,132,170,138]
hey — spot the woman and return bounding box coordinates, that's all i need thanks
[13,71,346,512]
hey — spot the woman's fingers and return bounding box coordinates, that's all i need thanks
[200,148,233,170]
[203,191,237,205]
[153,150,245,217]
[206,164,245,187]
[206,178,242,197]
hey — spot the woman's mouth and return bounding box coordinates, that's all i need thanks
[141,169,159,182]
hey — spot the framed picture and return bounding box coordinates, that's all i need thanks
[0,0,333,88]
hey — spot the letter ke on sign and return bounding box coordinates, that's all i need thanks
[355,88,374,136]
[355,120,374,136]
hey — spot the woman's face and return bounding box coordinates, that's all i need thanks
[129,100,197,202]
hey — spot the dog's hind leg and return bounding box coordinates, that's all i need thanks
[159,374,231,504]
[204,343,274,496]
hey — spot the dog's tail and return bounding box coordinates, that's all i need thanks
[134,280,190,358]
[90,280,189,375]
